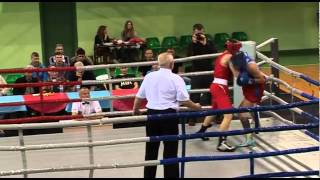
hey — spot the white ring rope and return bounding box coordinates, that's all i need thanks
[256,38,277,49]
[0,38,317,177]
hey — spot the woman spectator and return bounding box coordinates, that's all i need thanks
[120,20,140,63]
[94,25,112,46]
[94,25,115,64]
[121,20,137,41]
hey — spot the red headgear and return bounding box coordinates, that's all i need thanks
[225,39,242,55]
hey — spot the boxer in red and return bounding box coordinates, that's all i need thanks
[231,51,266,147]
[196,39,241,152]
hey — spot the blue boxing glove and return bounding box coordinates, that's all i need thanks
[237,71,255,86]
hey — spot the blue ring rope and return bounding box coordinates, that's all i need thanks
[300,74,320,86]
[149,123,319,142]
[160,146,318,165]
[147,100,319,122]
[237,170,319,178]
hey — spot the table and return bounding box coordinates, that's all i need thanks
[0,95,26,114]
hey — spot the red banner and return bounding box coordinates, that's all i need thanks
[23,93,69,114]
[112,89,147,111]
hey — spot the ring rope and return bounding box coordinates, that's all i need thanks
[0,146,317,177]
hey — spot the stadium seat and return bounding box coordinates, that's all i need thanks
[214,33,231,52]
[146,37,163,54]
[161,36,179,50]
[231,31,249,41]
[5,74,24,84]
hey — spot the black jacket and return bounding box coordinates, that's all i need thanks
[12,76,39,95]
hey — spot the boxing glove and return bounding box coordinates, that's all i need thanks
[237,71,255,86]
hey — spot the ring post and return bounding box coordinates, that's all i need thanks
[180,118,187,178]
[249,151,255,176]
[270,38,279,97]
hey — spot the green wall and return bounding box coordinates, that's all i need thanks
[0,2,42,69]
[77,2,318,55]
[0,2,317,69]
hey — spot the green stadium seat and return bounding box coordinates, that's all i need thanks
[231,31,249,41]
[205,34,214,42]
[93,69,108,78]
[146,37,163,54]
[214,33,231,52]
[179,35,192,48]
[161,36,179,50]
[5,74,24,84]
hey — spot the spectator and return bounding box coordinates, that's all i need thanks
[71,87,102,118]
[114,66,139,90]
[119,20,140,63]
[49,44,70,66]
[70,47,94,66]
[121,20,138,41]
[94,25,113,46]
[186,23,218,126]
[51,52,69,83]
[43,65,60,93]
[68,61,96,91]
[166,48,184,74]
[138,49,156,76]
[30,52,49,82]
[94,25,115,64]
[0,75,9,96]
[12,65,39,95]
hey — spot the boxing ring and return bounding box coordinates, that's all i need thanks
[0,38,318,178]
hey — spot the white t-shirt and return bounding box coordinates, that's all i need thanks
[136,68,190,110]
[71,101,102,116]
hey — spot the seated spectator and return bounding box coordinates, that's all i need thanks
[119,20,140,63]
[138,49,156,76]
[70,48,94,66]
[114,66,139,90]
[43,65,60,93]
[94,25,116,64]
[12,65,39,95]
[51,52,69,82]
[30,52,49,82]
[71,87,102,118]
[68,61,96,91]
[166,48,184,74]
[0,74,9,96]
[49,44,70,66]
[121,20,138,41]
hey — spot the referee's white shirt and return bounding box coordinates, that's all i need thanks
[136,68,190,110]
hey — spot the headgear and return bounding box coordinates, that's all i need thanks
[225,39,242,55]
[231,51,253,72]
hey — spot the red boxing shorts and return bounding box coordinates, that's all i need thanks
[242,83,265,103]
[210,83,233,110]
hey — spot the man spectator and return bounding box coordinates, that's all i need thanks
[30,52,49,82]
[114,66,139,90]
[133,52,202,178]
[138,49,156,76]
[12,65,39,95]
[186,23,218,126]
[70,48,94,66]
[51,52,70,83]
[68,61,96,91]
[43,65,60,93]
[49,44,70,66]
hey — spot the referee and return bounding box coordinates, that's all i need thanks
[133,52,202,178]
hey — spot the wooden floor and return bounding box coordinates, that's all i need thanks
[261,64,319,100]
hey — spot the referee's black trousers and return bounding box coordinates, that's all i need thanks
[144,108,179,178]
